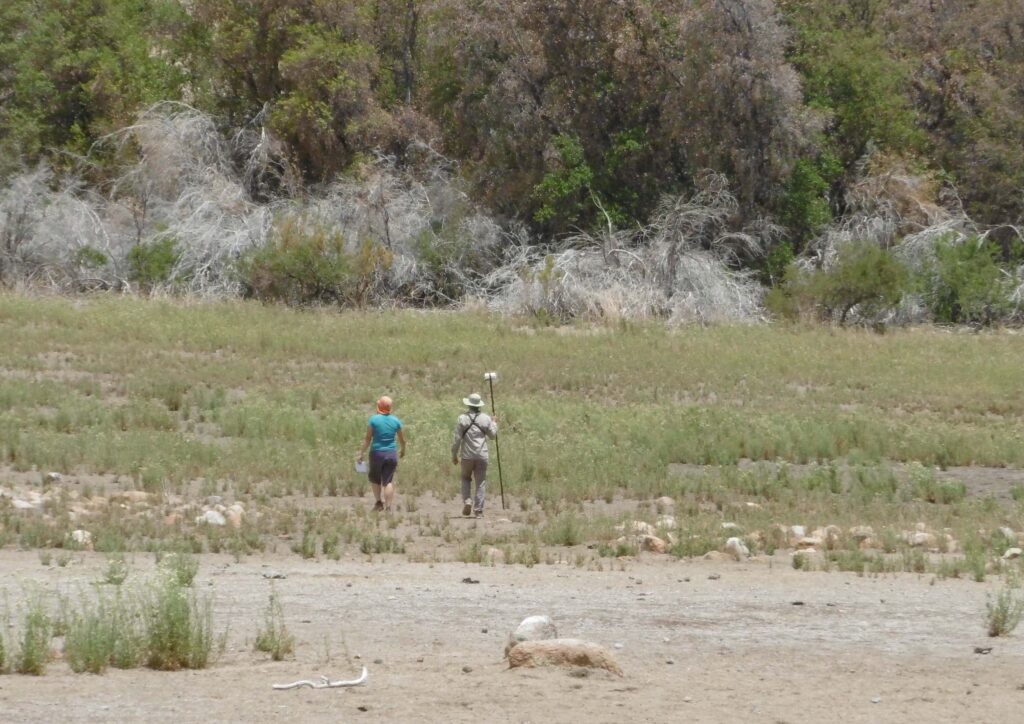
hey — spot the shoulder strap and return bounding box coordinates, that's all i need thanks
[460,412,484,440]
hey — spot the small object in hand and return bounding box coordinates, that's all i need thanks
[355,460,369,474]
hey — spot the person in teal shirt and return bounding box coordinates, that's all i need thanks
[357,396,407,512]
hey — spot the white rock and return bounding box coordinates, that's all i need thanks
[655,496,675,509]
[849,526,875,541]
[196,510,226,526]
[788,525,806,540]
[724,537,749,560]
[656,515,677,529]
[505,616,558,656]
[45,472,63,483]
[721,522,742,532]
[13,499,38,510]
[999,527,1018,543]
[71,529,92,545]
[640,535,669,554]
[1002,548,1022,560]
[907,531,936,548]
[617,520,657,537]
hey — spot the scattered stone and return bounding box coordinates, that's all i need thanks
[697,501,718,514]
[485,547,505,564]
[639,535,668,554]
[262,571,286,580]
[613,643,623,649]
[568,667,590,678]
[70,529,92,549]
[462,665,472,673]
[618,520,657,537]
[12,499,38,511]
[871,697,881,704]
[721,522,742,532]
[683,696,693,703]
[196,510,226,526]
[724,537,749,561]
[849,526,875,541]
[974,647,993,655]
[907,531,937,548]
[373,658,383,665]
[791,601,805,606]
[666,659,675,665]
[45,472,63,484]
[226,503,245,529]
[206,495,223,505]
[999,527,1018,543]
[1002,548,1022,561]
[656,515,677,529]
[461,577,480,584]
[707,573,721,580]
[788,525,806,540]
[506,639,623,676]
[655,496,675,509]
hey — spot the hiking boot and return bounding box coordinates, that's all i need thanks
[462,499,472,517]
[373,500,384,512]
[474,510,483,519]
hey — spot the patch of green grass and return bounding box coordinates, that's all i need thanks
[15,596,50,675]
[142,574,216,671]
[254,589,294,661]
[986,583,1024,637]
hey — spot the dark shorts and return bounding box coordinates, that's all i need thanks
[369,450,398,485]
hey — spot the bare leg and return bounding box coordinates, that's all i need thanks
[382,482,396,511]
[372,483,383,510]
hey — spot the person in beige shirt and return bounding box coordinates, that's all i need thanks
[451,393,498,518]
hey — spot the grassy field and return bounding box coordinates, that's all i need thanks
[1,293,1023,571]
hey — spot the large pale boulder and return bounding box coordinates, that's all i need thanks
[639,535,669,554]
[196,510,226,526]
[506,639,623,676]
[724,537,749,561]
[505,615,558,657]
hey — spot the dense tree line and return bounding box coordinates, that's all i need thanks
[1,0,1022,322]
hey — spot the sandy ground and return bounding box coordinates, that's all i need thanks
[1,550,1022,724]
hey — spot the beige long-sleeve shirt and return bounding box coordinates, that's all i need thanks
[451,411,497,460]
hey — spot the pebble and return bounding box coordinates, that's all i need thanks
[481,628,488,633]
[666,659,675,665]
[462,665,473,673]
[871,697,881,704]
[373,658,383,665]
[708,573,721,580]
[613,643,624,649]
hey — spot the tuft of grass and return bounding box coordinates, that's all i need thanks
[38,550,52,566]
[160,552,199,587]
[541,514,584,547]
[15,596,51,675]
[103,554,130,586]
[254,590,295,661]
[986,583,1024,637]
[142,574,215,670]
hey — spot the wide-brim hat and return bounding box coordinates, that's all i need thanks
[463,393,485,408]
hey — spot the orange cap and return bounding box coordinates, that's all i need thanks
[376,396,393,414]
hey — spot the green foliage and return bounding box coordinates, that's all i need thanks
[15,596,50,675]
[0,0,191,167]
[127,238,179,292]
[74,246,108,270]
[239,216,392,307]
[922,238,1013,326]
[768,242,910,324]
[779,156,841,248]
[986,583,1024,637]
[254,590,294,661]
[142,573,215,670]
[103,554,130,586]
[160,551,199,587]
[532,135,595,226]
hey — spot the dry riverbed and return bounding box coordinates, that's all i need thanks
[1,550,1022,723]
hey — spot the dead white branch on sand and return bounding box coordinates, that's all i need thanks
[272,666,369,690]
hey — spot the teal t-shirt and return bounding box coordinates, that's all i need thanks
[369,414,402,452]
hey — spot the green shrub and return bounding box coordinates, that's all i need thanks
[922,238,1013,325]
[103,554,129,586]
[16,597,50,675]
[239,216,392,306]
[160,552,199,587]
[767,242,909,324]
[127,238,179,291]
[254,590,294,661]
[986,584,1024,637]
[142,574,215,670]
